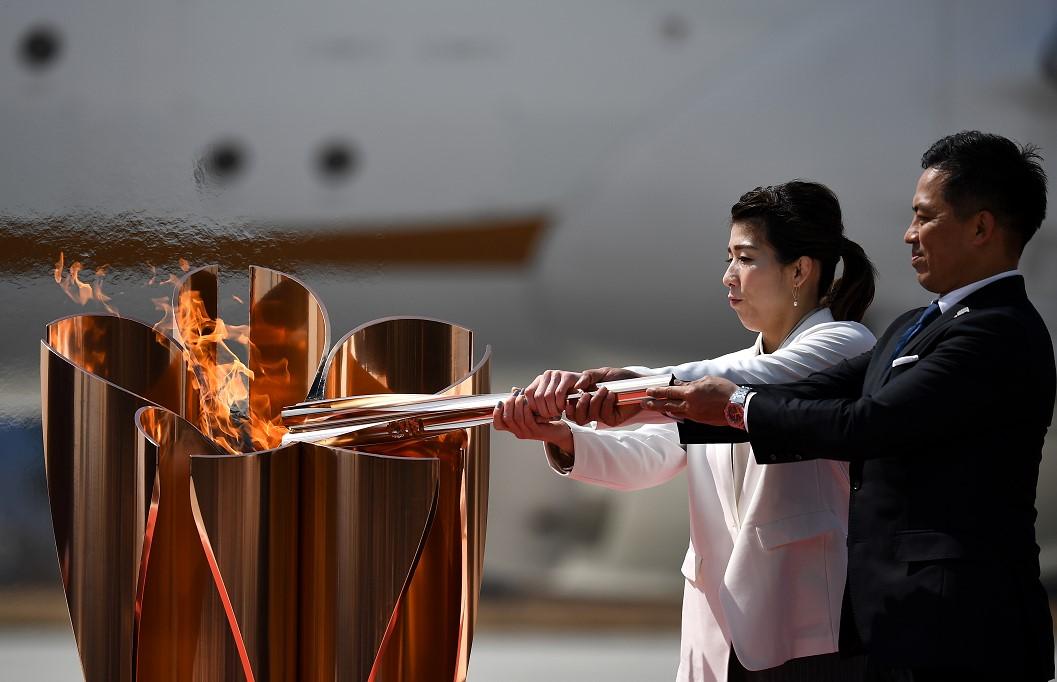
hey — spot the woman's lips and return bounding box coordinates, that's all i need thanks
[728,297,743,307]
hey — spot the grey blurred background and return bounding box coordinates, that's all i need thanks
[2,0,1057,679]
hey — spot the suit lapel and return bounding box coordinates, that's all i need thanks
[878,275,1026,385]
[869,309,920,388]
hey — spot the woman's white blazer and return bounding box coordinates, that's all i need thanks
[546,308,875,678]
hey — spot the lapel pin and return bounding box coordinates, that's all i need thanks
[955,306,970,318]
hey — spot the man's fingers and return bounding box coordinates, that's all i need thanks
[643,397,687,414]
[646,385,690,401]
[574,369,602,391]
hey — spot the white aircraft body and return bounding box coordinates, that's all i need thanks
[1,0,1056,595]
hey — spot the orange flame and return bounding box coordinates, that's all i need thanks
[52,253,289,454]
[174,288,289,454]
[53,252,119,315]
[175,288,253,454]
[246,357,292,451]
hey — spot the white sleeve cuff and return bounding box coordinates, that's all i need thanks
[742,391,755,432]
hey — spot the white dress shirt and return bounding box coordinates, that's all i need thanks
[935,269,1020,314]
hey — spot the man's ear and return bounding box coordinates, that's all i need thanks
[971,210,997,246]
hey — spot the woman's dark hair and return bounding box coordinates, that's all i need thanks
[730,180,876,322]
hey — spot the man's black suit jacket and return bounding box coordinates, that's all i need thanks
[680,275,1055,678]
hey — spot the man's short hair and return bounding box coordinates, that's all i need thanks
[921,131,1047,253]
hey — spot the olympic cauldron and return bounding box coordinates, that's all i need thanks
[40,265,490,681]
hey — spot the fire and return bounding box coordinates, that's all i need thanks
[174,288,289,454]
[53,252,119,315]
[176,287,254,454]
[51,254,290,455]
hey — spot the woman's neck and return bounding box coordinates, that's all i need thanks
[761,306,817,354]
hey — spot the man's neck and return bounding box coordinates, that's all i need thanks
[937,263,1019,297]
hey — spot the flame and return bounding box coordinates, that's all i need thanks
[246,357,292,451]
[53,252,119,315]
[174,288,288,454]
[51,253,289,453]
[175,288,252,454]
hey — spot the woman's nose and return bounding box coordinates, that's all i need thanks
[722,261,737,287]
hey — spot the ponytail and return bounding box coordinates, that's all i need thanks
[823,236,877,322]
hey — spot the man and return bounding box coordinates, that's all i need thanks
[644,131,1054,681]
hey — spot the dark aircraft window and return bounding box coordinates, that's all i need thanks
[315,139,358,182]
[19,24,63,70]
[194,138,250,186]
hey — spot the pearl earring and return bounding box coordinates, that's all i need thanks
[793,285,800,308]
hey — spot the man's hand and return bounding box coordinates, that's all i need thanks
[644,377,738,426]
[493,390,574,453]
[523,367,643,425]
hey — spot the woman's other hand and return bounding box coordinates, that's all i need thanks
[523,367,643,423]
[493,390,574,453]
[565,384,645,428]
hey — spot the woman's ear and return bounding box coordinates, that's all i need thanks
[792,256,814,286]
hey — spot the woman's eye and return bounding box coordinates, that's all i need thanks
[724,257,733,264]
[738,256,752,263]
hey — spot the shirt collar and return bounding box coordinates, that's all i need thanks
[935,269,1020,314]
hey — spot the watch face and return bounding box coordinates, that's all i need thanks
[724,401,745,429]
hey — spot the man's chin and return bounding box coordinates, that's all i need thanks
[915,272,943,294]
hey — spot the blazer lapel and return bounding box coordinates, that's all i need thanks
[704,445,740,531]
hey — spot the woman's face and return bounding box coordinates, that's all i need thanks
[723,221,795,333]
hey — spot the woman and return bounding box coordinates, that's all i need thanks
[493,180,877,682]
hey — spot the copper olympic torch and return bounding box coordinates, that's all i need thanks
[40,265,491,682]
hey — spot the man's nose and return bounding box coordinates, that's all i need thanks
[904,225,918,244]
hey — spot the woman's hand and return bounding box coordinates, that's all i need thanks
[644,377,738,426]
[523,367,643,425]
[493,390,574,453]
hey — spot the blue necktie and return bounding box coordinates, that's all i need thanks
[889,301,941,362]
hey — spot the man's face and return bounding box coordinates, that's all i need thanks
[905,168,980,295]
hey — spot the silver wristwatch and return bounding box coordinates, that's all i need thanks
[724,386,754,430]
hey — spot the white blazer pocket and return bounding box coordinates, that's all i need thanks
[891,354,919,368]
[755,510,844,550]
